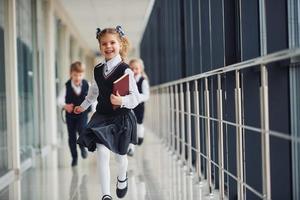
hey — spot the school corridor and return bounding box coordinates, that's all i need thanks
[1,0,300,200]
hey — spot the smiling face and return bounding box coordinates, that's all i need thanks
[99,33,122,60]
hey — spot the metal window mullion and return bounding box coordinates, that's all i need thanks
[162,88,165,140]
[148,92,151,129]
[235,70,244,200]
[158,90,161,137]
[151,91,154,133]
[156,90,159,136]
[167,87,170,146]
[259,0,267,56]
[159,90,161,138]
[152,91,154,134]
[163,88,167,144]
[166,87,170,148]
[217,74,225,199]
[153,91,155,132]
[156,90,158,133]
[165,88,168,145]
[160,89,163,141]
[175,85,181,157]
[159,90,162,138]
[204,78,212,193]
[169,86,172,150]
[194,80,202,182]
[149,91,152,129]
[160,89,163,139]
[5,0,20,173]
[158,90,160,134]
[288,1,300,198]
[150,48,300,90]
[288,0,300,48]
[154,91,156,135]
[186,82,193,173]
[260,65,271,200]
[169,86,174,151]
[180,83,186,164]
[152,90,157,134]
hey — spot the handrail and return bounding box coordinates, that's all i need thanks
[151,48,300,89]
[146,47,299,200]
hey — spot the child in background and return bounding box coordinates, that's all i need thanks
[127,58,150,157]
[74,26,139,200]
[57,61,90,167]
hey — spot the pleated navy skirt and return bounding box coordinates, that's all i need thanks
[77,110,137,155]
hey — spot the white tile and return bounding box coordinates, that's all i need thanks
[0,131,221,200]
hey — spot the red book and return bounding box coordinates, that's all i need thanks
[112,73,129,109]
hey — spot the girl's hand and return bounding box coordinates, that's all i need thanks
[110,91,122,106]
[74,106,84,114]
[64,104,74,113]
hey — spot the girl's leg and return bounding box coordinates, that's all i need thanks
[96,143,111,196]
[115,154,128,189]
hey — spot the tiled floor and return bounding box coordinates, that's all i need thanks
[0,131,219,200]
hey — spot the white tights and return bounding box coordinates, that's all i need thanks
[96,143,128,196]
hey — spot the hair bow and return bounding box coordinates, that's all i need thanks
[96,28,101,39]
[116,25,125,37]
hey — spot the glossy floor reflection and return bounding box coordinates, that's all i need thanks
[0,131,220,200]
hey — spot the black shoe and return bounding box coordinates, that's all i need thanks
[138,137,144,145]
[71,158,78,167]
[127,148,134,157]
[102,194,112,200]
[116,176,128,198]
[81,148,88,159]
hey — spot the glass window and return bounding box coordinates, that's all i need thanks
[288,1,300,199]
[55,19,65,142]
[0,186,9,199]
[35,0,47,148]
[290,63,300,200]
[0,0,9,177]
[16,0,35,161]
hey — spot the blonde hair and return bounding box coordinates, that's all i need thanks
[70,61,84,73]
[129,58,148,80]
[96,28,130,60]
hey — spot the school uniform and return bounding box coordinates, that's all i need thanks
[133,74,149,124]
[57,79,90,161]
[77,54,140,155]
[127,74,149,155]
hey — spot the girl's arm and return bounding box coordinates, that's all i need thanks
[80,79,99,110]
[139,79,150,102]
[120,69,140,109]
